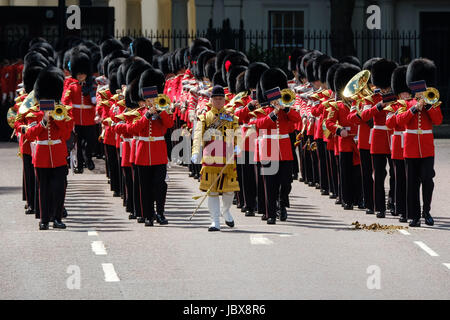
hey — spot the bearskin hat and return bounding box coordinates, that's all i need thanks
[120,36,134,49]
[319,58,339,84]
[102,49,130,77]
[197,50,216,80]
[23,65,44,94]
[227,66,248,94]
[130,37,153,63]
[24,51,49,69]
[29,42,55,60]
[204,58,217,82]
[101,38,124,59]
[256,82,268,106]
[107,58,125,80]
[175,48,188,71]
[215,49,236,75]
[300,50,322,80]
[189,38,212,55]
[70,51,91,78]
[371,59,398,89]
[340,55,361,68]
[212,71,227,87]
[363,57,382,72]
[289,48,308,72]
[391,65,410,95]
[326,63,341,92]
[128,78,142,105]
[406,58,437,88]
[158,53,171,76]
[125,81,138,108]
[126,58,152,85]
[245,62,269,90]
[109,72,120,94]
[117,56,142,87]
[139,68,165,99]
[260,68,288,95]
[34,66,65,102]
[235,72,247,94]
[189,45,209,66]
[221,51,249,83]
[334,63,361,99]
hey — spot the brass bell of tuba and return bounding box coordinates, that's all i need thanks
[280,88,296,107]
[155,94,172,112]
[343,70,373,102]
[423,87,440,105]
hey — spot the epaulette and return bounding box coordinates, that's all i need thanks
[329,101,339,110]
[383,105,395,113]
[397,99,407,108]
[64,89,71,98]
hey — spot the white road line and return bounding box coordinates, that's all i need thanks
[443,263,450,270]
[250,235,273,245]
[88,231,98,236]
[398,230,410,235]
[280,234,294,238]
[102,263,120,282]
[414,241,439,257]
[91,241,107,255]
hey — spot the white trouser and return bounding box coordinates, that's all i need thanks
[208,192,234,229]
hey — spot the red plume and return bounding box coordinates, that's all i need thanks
[225,60,232,73]
[289,55,291,61]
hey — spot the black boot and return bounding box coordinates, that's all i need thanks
[53,220,67,229]
[25,207,35,215]
[156,213,169,225]
[409,219,421,227]
[376,211,386,218]
[245,209,255,217]
[423,212,434,226]
[39,222,49,230]
[280,207,287,221]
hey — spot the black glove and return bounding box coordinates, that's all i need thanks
[247,102,256,112]
[376,102,383,111]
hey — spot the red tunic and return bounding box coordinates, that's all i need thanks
[62,81,96,126]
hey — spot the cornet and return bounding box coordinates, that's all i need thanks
[280,88,296,107]
[155,94,172,113]
[50,105,72,121]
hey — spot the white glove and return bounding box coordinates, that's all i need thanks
[2,93,6,103]
[191,153,199,164]
[91,96,97,105]
[234,145,241,156]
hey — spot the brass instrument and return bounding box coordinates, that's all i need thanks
[7,107,18,129]
[280,88,296,107]
[50,105,72,121]
[155,94,172,113]
[422,87,440,105]
[343,70,373,102]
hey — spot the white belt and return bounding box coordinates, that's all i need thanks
[262,134,289,140]
[133,136,139,140]
[123,138,132,143]
[73,104,93,109]
[393,131,403,136]
[373,125,388,130]
[35,139,62,145]
[405,129,432,134]
[137,136,165,142]
[242,124,252,128]
[343,127,351,131]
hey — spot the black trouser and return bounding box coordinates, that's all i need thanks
[405,157,435,220]
[316,139,329,192]
[116,148,123,197]
[290,132,299,178]
[132,164,141,217]
[393,159,406,218]
[105,144,120,193]
[335,154,342,201]
[94,124,103,157]
[303,138,314,184]
[310,137,319,184]
[262,161,293,219]
[242,151,257,211]
[255,162,266,215]
[23,154,35,210]
[138,164,167,219]
[372,154,389,213]
[388,157,395,208]
[359,149,374,210]
[328,150,338,197]
[35,166,67,224]
[74,124,97,168]
[339,152,356,206]
[123,166,134,213]
[236,161,244,208]
[297,134,306,181]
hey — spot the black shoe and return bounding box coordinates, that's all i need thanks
[280,207,287,221]
[128,213,136,220]
[267,217,276,225]
[53,220,66,229]
[208,226,220,232]
[423,213,434,226]
[315,183,321,190]
[62,208,68,218]
[240,207,246,212]
[144,218,154,227]
[299,177,305,182]
[357,203,365,210]
[321,190,329,196]
[245,210,255,217]
[329,193,337,199]
[194,174,200,180]
[232,198,237,205]
[39,222,49,230]
[113,191,120,197]
[25,207,34,215]
[343,204,353,210]
[376,211,386,218]
[292,174,298,180]
[366,209,375,215]
[399,216,408,223]
[225,220,234,228]
[409,219,421,227]
[156,213,169,225]
[189,172,195,178]
[236,203,242,209]
[335,198,342,205]
[108,179,111,184]
[137,217,145,223]
[35,212,40,219]
[87,160,95,171]
[74,167,84,174]
[308,182,315,187]
[261,214,268,221]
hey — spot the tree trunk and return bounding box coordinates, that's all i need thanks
[330,0,356,58]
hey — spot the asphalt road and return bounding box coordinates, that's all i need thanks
[0,141,449,300]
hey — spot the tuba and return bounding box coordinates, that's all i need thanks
[155,94,172,113]
[343,70,374,102]
[280,88,296,107]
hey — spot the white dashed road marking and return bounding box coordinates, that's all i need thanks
[443,263,450,270]
[102,263,120,282]
[250,235,273,245]
[398,230,410,235]
[88,231,98,236]
[91,241,107,255]
[414,241,439,257]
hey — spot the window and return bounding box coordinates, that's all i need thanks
[269,11,304,48]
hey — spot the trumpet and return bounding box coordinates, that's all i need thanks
[280,88,296,107]
[155,94,172,113]
[50,105,72,121]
